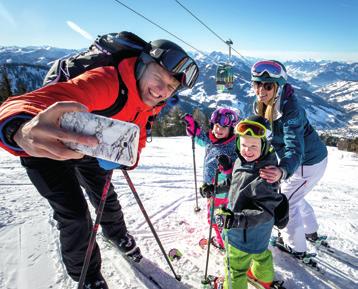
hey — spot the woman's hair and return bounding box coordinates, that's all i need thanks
[256,82,278,124]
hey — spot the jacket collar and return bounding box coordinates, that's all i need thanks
[236,152,277,173]
[208,130,236,144]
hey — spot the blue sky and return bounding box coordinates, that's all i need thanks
[0,0,357,61]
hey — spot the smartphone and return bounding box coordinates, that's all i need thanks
[60,112,140,166]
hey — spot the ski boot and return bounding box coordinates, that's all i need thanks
[247,268,286,289]
[247,268,272,289]
[306,232,329,247]
[270,236,318,269]
[202,275,224,289]
[110,232,143,262]
[270,280,286,289]
[198,237,225,252]
[210,236,225,251]
[83,272,109,289]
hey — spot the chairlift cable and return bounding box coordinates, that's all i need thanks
[174,0,250,64]
[175,0,227,45]
[112,0,220,65]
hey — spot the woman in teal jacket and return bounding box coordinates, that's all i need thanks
[251,60,328,258]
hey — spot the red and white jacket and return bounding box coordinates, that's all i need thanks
[0,57,164,157]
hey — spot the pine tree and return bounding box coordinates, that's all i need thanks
[152,107,186,137]
[16,79,28,95]
[193,107,209,131]
[0,68,13,103]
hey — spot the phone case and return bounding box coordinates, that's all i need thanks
[60,112,140,166]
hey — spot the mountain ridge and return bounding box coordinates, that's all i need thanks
[0,46,357,134]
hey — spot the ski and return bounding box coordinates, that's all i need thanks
[270,237,344,289]
[203,275,286,289]
[307,235,331,250]
[202,275,224,289]
[307,238,358,269]
[270,236,321,272]
[199,237,225,252]
[103,238,183,289]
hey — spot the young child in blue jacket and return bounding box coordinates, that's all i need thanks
[183,107,239,249]
[215,116,288,289]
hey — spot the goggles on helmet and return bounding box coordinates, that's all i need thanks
[149,47,199,89]
[211,112,238,127]
[251,60,287,81]
[235,119,270,138]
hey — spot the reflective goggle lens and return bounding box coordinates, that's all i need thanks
[213,113,236,127]
[253,81,274,91]
[235,121,266,138]
[252,61,283,79]
[154,49,199,88]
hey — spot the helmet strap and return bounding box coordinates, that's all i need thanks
[135,52,155,81]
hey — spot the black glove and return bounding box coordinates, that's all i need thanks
[215,207,235,229]
[216,154,232,173]
[200,183,215,198]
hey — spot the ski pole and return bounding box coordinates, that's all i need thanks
[201,168,219,285]
[224,228,233,289]
[192,136,200,212]
[121,170,182,281]
[78,170,113,289]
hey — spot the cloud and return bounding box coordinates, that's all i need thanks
[0,3,16,27]
[66,21,93,40]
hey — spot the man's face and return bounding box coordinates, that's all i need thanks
[138,62,180,107]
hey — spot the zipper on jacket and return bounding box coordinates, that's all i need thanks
[131,111,139,122]
[242,212,248,243]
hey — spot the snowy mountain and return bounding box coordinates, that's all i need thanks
[315,81,358,133]
[285,60,358,88]
[1,137,357,289]
[0,46,357,133]
[0,46,78,66]
[181,52,351,131]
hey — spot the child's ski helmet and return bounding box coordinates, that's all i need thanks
[235,115,272,157]
[210,108,239,128]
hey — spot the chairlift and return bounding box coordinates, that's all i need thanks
[216,63,234,92]
[216,39,234,93]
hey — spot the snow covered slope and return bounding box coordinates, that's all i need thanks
[315,81,358,132]
[0,137,357,289]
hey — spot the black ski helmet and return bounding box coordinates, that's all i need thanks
[136,39,199,89]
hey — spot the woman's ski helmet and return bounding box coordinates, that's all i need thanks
[251,60,287,86]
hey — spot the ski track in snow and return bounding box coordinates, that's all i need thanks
[0,136,357,289]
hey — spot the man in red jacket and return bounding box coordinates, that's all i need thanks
[0,38,198,289]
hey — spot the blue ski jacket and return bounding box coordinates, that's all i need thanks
[195,130,237,189]
[255,84,328,179]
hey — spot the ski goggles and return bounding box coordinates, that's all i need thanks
[251,60,287,80]
[211,113,237,127]
[235,119,268,138]
[253,81,275,91]
[149,48,199,89]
